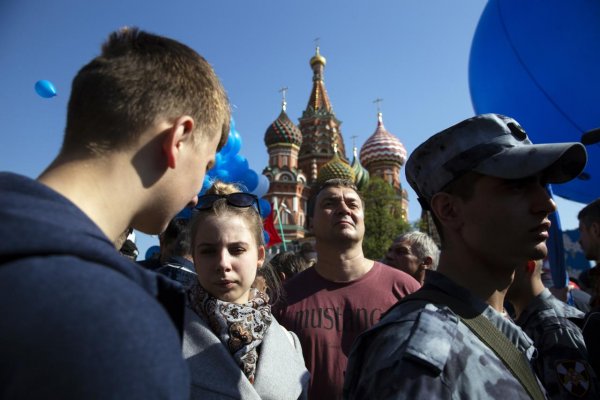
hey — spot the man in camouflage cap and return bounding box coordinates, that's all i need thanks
[344,114,587,399]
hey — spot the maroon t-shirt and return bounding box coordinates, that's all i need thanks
[275,262,420,400]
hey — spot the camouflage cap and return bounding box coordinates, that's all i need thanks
[406,114,587,207]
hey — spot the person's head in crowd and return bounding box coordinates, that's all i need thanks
[269,251,311,282]
[251,261,282,305]
[159,217,192,263]
[578,198,600,264]
[406,113,586,270]
[382,231,439,284]
[41,27,230,240]
[299,242,317,265]
[307,178,365,251]
[191,181,278,304]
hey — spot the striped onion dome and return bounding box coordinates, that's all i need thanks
[351,147,370,191]
[317,145,355,184]
[359,112,407,168]
[264,104,303,147]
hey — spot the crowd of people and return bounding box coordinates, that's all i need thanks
[1,28,599,399]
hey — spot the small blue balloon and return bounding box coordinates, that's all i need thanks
[240,169,259,192]
[259,198,271,219]
[263,231,270,246]
[213,168,231,182]
[35,80,57,98]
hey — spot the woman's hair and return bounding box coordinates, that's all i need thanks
[190,181,264,249]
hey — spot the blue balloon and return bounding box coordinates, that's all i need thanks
[240,169,259,192]
[251,174,270,198]
[469,0,600,204]
[213,168,231,183]
[263,231,270,246]
[34,80,57,98]
[145,245,160,260]
[258,198,271,219]
[224,154,249,181]
[220,130,240,159]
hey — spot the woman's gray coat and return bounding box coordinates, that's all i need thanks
[183,306,310,400]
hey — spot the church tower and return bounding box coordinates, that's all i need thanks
[298,46,348,184]
[360,110,409,220]
[262,91,308,241]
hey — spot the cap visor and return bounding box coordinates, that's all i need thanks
[474,142,587,184]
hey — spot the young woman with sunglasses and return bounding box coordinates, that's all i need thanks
[183,181,309,400]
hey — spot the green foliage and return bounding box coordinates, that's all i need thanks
[361,177,410,260]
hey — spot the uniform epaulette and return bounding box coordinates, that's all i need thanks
[403,305,459,374]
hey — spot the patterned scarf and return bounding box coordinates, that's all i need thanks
[189,284,272,384]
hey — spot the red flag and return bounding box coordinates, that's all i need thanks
[263,209,282,247]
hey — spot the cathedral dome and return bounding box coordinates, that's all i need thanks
[310,46,326,67]
[317,145,355,184]
[264,108,303,147]
[351,147,370,191]
[359,113,407,168]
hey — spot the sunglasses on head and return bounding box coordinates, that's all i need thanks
[196,192,261,214]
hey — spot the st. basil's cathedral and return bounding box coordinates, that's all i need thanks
[262,47,410,247]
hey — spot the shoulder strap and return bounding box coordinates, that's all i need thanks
[403,290,545,400]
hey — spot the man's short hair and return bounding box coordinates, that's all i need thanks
[307,178,362,218]
[395,231,440,270]
[161,218,191,257]
[63,27,230,155]
[405,113,586,210]
[578,198,600,227]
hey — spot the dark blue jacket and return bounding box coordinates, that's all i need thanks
[0,172,190,399]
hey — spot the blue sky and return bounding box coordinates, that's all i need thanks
[0,0,585,256]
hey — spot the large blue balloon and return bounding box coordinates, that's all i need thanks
[469,0,600,204]
[223,154,249,181]
[34,80,57,98]
[239,169,259,192]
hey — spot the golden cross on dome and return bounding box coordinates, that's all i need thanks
[314,37,321,52]
[351,135,358,149]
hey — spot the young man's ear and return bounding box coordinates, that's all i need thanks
[430,192,462,230]
[162,116,195,169]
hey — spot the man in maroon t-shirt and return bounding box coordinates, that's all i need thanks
[275,179,420,400]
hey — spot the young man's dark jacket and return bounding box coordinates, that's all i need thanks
[0,172,190,399]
